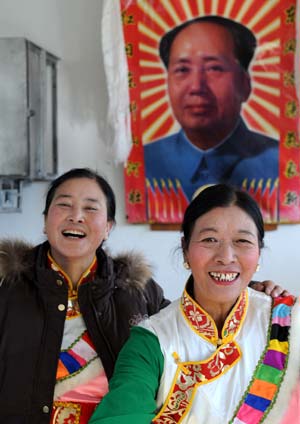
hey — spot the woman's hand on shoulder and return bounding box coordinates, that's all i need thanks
[249,280,291,298]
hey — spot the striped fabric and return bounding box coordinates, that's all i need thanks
[231,296,295,424]
[57,330,98,381]
[47,252,108,423]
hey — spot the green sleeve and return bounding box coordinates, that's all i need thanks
[89,326,164,424]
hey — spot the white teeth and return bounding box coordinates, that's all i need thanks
[62,230,85,237]
[209,272,238,282]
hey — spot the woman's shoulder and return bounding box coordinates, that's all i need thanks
[248,286,272,302]
[139,299,180,330]
[103,248,154,292]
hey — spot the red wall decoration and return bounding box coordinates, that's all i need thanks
[120,0,300,224]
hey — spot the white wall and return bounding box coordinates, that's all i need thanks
[0,0,299,300]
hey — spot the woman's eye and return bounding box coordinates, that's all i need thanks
[236,239,252,245]
[202,237,217,243]
[57,203,71,208]
[85,207,97,211]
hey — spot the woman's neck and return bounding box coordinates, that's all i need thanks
[62,262,87,288]
[204,304,234,332]
[50,251,95,288]
[193,290,237,332]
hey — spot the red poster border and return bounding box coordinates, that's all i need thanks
[121,0,300,224]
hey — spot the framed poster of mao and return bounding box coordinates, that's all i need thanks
[104,0,300,225]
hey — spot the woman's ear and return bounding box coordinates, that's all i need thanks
[181,236,188,262]
[43,218,47,235]
[104,220,113,241]
[181,236,186,251]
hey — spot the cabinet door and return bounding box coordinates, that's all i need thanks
[27,41,44,179]
[0,38,29,177]
[27,41,58,179]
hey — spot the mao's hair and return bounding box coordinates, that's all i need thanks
[159,15,256,71]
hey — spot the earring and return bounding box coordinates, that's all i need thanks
[183,261,190,270]
[256,264,260,272]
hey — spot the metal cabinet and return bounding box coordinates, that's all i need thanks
[0,38,59,211]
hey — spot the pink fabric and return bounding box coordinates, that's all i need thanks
[236,403,263,423]
[272,316,291,327]
[280,380,300,424]
[68,349,87,367]
[58,371,108,404]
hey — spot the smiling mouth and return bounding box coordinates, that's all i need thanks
[62,230,86,239]
[209,272,239,283]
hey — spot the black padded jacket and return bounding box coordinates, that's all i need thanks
[0,240,169,424]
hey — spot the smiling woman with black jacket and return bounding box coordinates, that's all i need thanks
[0,168,287,424]
[0,168,169,424]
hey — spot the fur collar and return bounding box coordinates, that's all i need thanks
[0,239,153,291]
[0,239,35,285]
[110,250,153,291]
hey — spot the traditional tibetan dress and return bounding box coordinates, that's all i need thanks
[139,286,299,424]
[48,253,109,424]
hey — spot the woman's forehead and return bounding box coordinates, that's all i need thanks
[53,178,105,200]
[192,206,257,231]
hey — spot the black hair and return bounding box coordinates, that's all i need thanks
[181,184,264,250]
[159,15,257,71]
[43,168,116,223]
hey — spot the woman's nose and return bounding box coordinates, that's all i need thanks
[215,242,237,264]
[67,207,84,223]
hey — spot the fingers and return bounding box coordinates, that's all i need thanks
[249,281,265,292]
[262,281,291,298]
[259,280,274,295]
[254,280,291,298]
[271,288,291,298]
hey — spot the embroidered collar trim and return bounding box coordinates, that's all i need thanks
[47,251,97,319]
[180,284,248,346]
[47,251,97,296]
